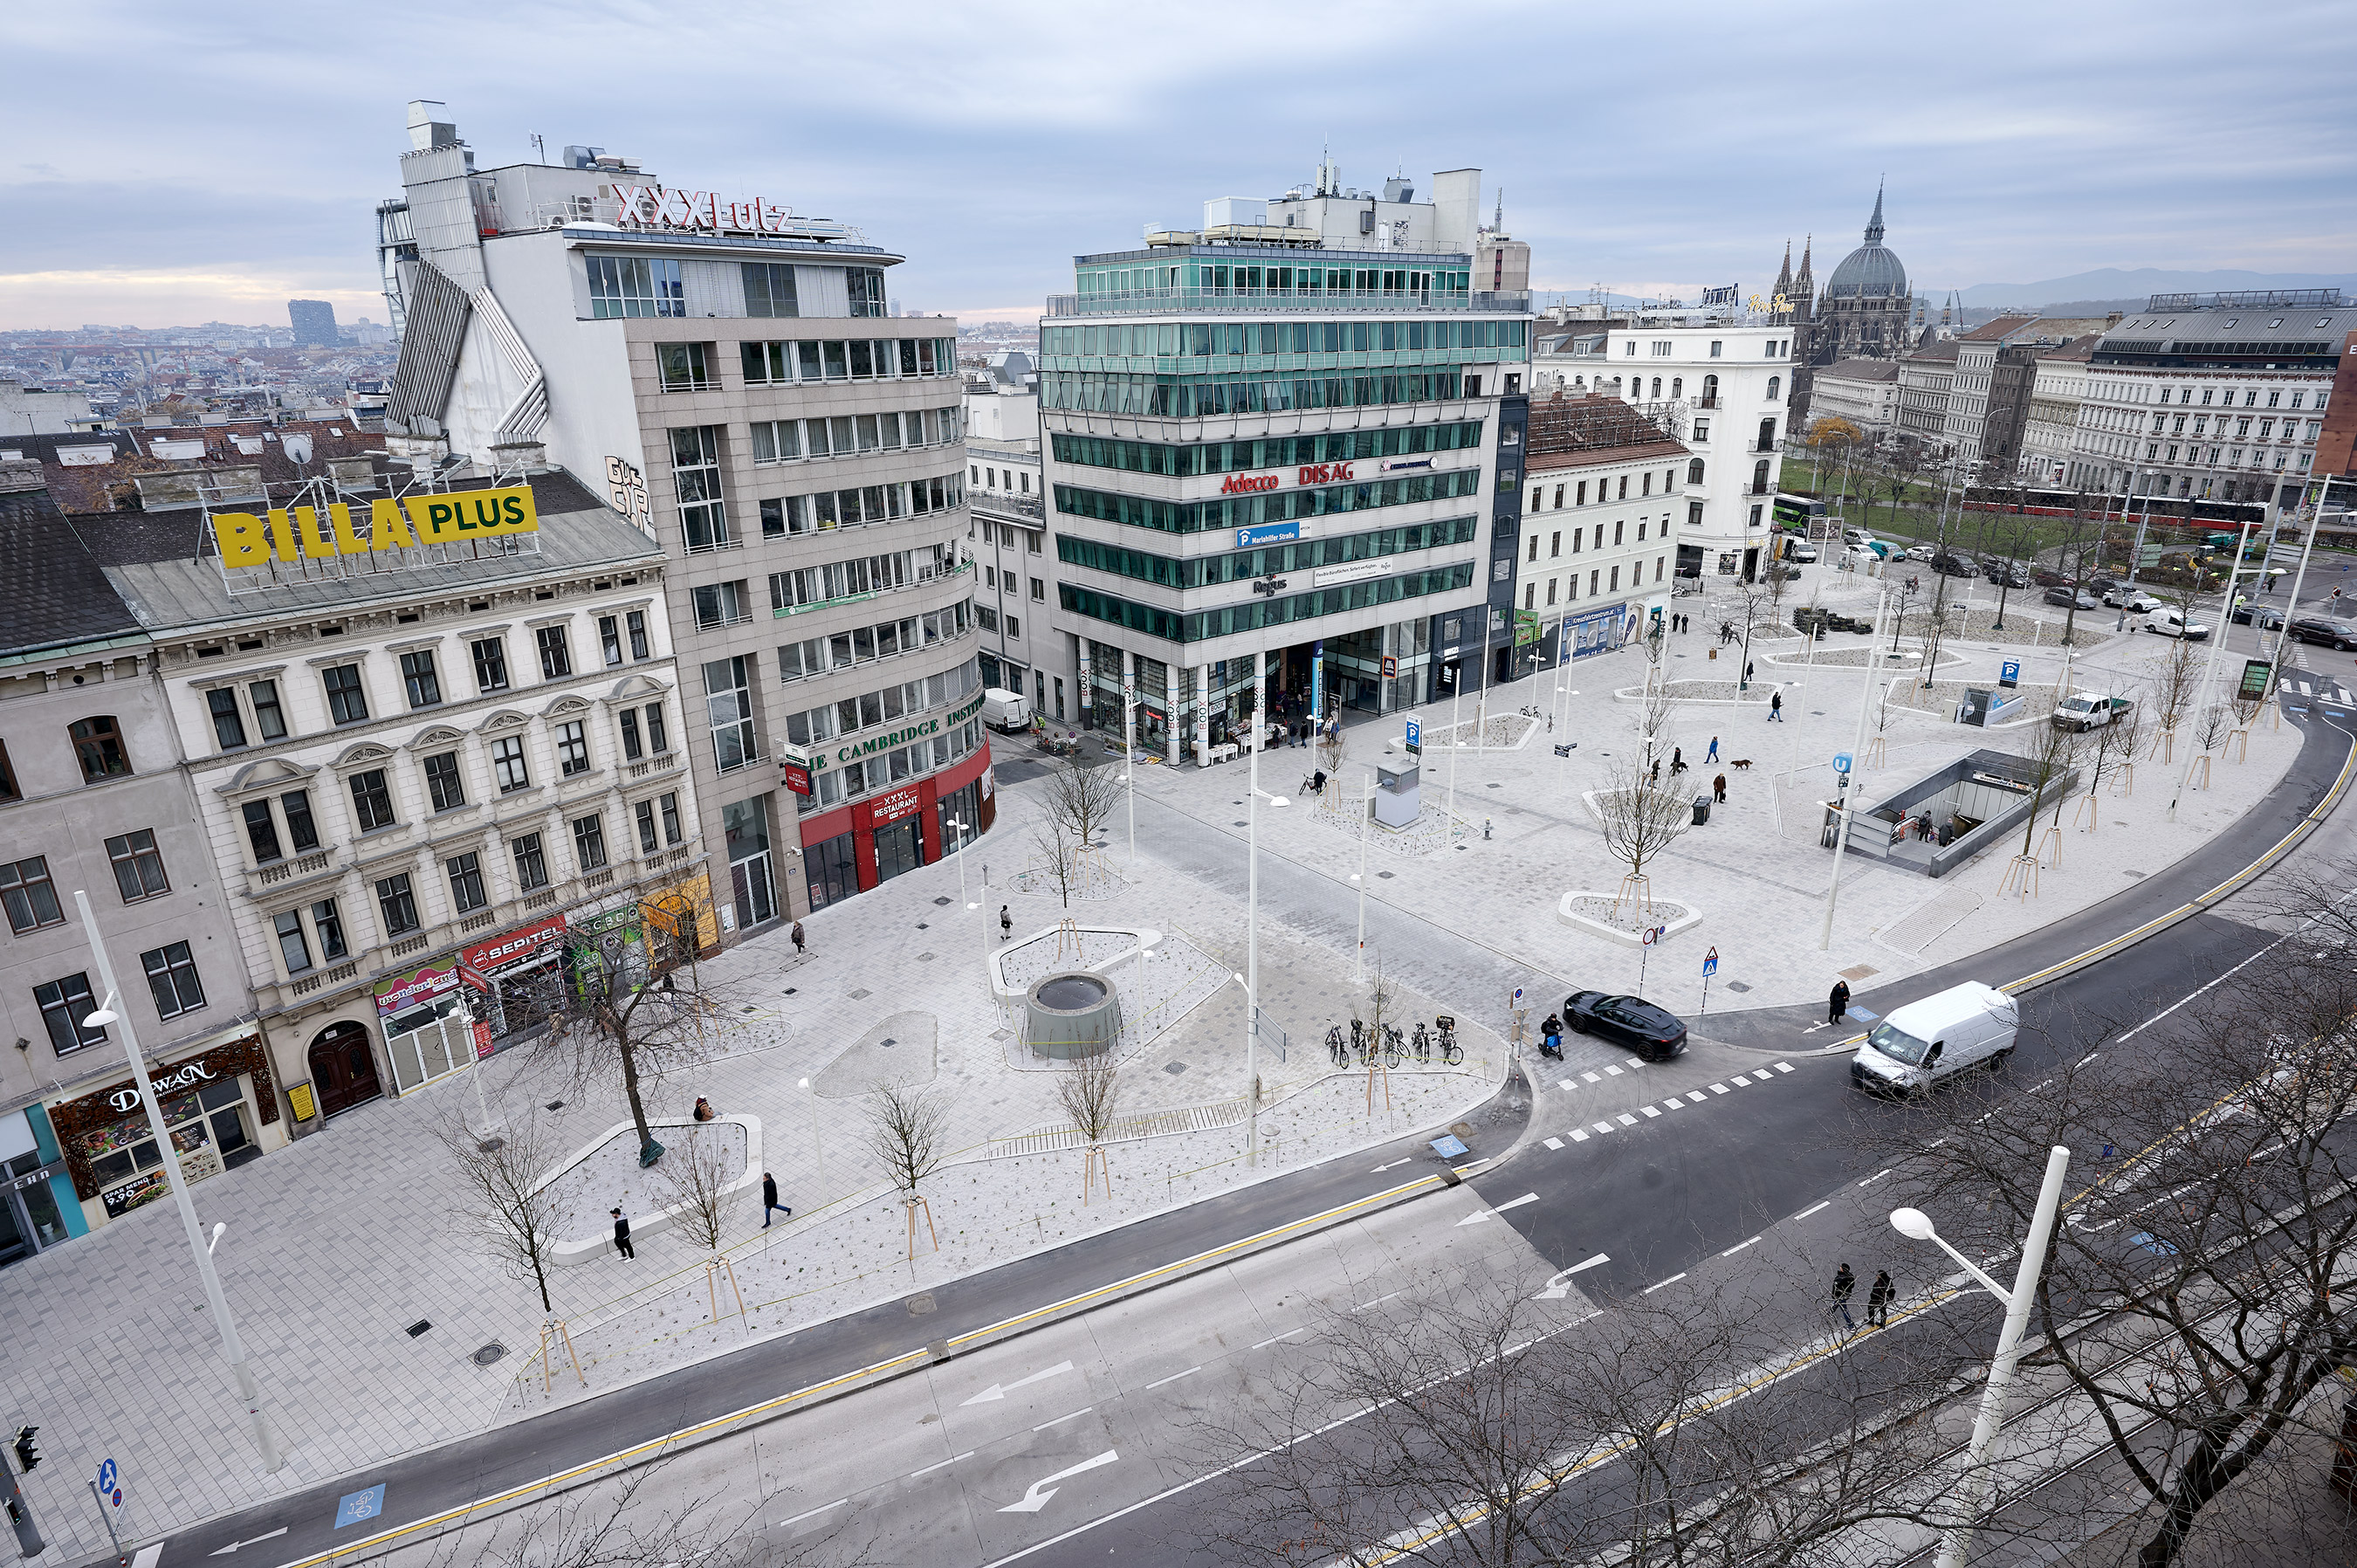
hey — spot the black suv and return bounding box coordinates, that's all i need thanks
[2290,616,2357,651]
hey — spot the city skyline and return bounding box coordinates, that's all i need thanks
[3,0,2352,330]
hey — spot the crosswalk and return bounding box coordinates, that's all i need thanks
[2284,677,2356,710]
[1538,1059,1797,1145]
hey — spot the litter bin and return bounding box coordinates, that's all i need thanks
[1692,794,1712,826]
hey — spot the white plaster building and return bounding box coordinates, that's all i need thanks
[1514,395,1689,662]
[1805,359,1900,439]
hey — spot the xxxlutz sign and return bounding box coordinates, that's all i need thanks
[209,486,539,568]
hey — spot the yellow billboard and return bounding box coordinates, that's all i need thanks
[210,485,539,568]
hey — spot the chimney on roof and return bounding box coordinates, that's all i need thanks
[406,100,458,152]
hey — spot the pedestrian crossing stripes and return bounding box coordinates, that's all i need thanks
[1550,1061,1796,1145]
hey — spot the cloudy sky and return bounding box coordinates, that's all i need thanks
[4,0,2352,330]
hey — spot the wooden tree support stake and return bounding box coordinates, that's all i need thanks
[538,1315,586,1393]
[1998,853,2041,901]
[905,1194,939,1262]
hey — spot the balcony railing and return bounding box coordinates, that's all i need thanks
[1047,288,1530,318]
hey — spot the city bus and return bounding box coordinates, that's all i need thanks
[1772,492,1827,535]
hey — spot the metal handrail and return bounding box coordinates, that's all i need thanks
[1047,289,1531,317]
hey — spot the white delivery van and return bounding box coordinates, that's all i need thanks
[2143,607,2209,641]
[979,687,1029,732]
[1850,980,2019,1097]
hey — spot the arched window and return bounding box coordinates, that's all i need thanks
[1701,374,1719,406]
[1611,377,1624,395]
[71,716,129,782]
[1671,377,1682,399]
[1766,375,1781,402]
[1687,459,1705,485]
[1651,377,1662,399]
[1758,417,1776,451]
[1751,459,1770,495]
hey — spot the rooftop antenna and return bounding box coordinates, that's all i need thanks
[530,133,546,162]
[1493,191,1504,234]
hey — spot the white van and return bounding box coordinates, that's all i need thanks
[2143,607,2209,641]
[980,687,1029,732]
[1849,980,2020,1097]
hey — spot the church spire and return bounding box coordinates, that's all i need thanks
[1797,234,1814,285]
[1865,180,1886,246]
[1774,240,1792,296]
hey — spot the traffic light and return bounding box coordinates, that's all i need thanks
[10,1426,35,1473]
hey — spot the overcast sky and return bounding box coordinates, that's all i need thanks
[3,0,2351,331]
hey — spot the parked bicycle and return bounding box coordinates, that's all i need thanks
[1434,1014,1463,1065]
[1326,1022,1348,1067]
[1382,1023,1407,1068]
[1412,1020,1433,1063]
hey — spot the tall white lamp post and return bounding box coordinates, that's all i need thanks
[1891,1143,2072,1568]
[945,813,983,968]
[72,891,285,1472]
[1818,584,1889,950]
[1243,647,1286,1166]
[1352,769,1373,983]
[1121,654,1138,868]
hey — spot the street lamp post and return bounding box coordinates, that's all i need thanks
[945,814,983,971]
[1244,648,1286,1166]
[71,891,285,1472]
[1121,652,1138,869]
[1891,1144,2072,1568]
[1352,769,1372,983]
[1818,585,1889,950]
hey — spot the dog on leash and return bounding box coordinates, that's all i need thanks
[1729,759,1755,770]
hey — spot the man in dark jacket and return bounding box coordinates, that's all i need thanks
[1866,1269,1894,1329]
[611,1207,635,1259]
[762,1172,791,1228]
[1831,1262,1856,1330]
[1829,980,1851,1024]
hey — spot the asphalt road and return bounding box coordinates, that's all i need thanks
[102,711,2354,1568]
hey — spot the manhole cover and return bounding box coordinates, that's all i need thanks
[740,1005,756,1014]
[783,987,797,995]
[1233,821,1249,827]
[933,896,953,906]
[881,1037,897,1048]
[917,952,936,962]
[544,1100,565,1111]
[909,1293,938,1316]
[1164,1061,1188,1075]
[472,1342,507,1366]
[1378,871,1395,879]
[1486,782,1501,789]
[849,988,872,1001]
[1726,980,1752,994]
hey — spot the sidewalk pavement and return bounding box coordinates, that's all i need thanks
[0,772,1504,1563]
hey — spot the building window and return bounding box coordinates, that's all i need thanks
[423,750,467,812]
[705,656,758,773]
[322,664,368,725]
[0,741,16,801]
[35,972,104,1055]
[446,852,488,914]
[557,720,590,776]
[491,735,531,793]
[1687,459,1705,485]
[620,708,644,760]
[743,261,799,317]
[313,897,347,960]
[274,910,313,974]
[848,267,887,318]
[283,789,320,852]
[644,702,669,753]
[349,767,398,831]
[106,829,169,902]
[241,799,283,863]
[535,625,573,680]
[1766,376,1781,402]
[71,715,130,781]
[627,609,650,660]
[245,678,285,739]
[1030,577,1046,602]
[599,616,623,668]
[140,941,205,1019]
[375,873,420,936]
[636,799,659,854]
[660,792,684,844]
[1,856,65,933]
[670,426,732,553]
[400,650,443,709]
[692,581,752,628]
[572,813,608,871]
[586,254,684,319]
[511,832,549,891]
[659,341,715,393]
[207,688,248,749]
[472,637,510,693]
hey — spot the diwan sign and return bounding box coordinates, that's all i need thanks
[106,1058,216,1112]
[210,487,539,569]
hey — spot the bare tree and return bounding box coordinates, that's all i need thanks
[2148,623,2203,760]
[1027,814,1080,909]
[862,1080,951,1260]
[541,922,722,1166]
[1039,750,1120,849]
[2193,700,2233,754]
[2013,712,2082,870]
[1863,945,2357,1568]
[439,1109,572,1317]
[650,1124,742,1255]
[1054,1049,1123,1202]
[1591,757,1692,915]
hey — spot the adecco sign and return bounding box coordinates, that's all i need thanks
[1218,464,1356,496]
[208,486,539,569]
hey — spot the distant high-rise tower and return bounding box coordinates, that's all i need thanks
[287,299,338,347]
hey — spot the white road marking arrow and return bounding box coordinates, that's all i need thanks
[1535,1254,1610,1299]
[960,1359,1075,1406]
[997,1448,1119,1514]
[208,1526,289,1556]
[1455,1193,1539,1226]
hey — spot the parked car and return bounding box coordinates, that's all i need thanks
[2084,574,2121,596]
[2289,616,2357,651]
[2230,602,2287,629]
[1930,553,1976,578]
[2052,691,2134,732]
[980,687,1031,732]
[1850,982,2019,1097]
[2144,607,2211,641]
[1988,561,2031,589]
[1562,991,1689,1062]
[2043,587,2102,610]
[2030,565,2076,588]
[1786,540,1818,563]
[2102,584,2161,612]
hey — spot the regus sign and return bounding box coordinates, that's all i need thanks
[209,486,540,569]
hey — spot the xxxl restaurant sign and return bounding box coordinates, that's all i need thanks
[1219,463,1356,496]
[612,184,817,237]
[210,486,539,569]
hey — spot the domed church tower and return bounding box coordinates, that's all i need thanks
[1811,184,1914,364]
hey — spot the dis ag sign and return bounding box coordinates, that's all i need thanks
[1296,462,1354,485]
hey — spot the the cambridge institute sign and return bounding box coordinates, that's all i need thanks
[209,486,540,570]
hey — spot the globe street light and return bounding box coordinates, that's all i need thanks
[1890,1143,2072,1568]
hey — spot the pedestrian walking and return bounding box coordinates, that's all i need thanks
[1829,979,1851,1024]
[1831,1262,1856,1331]
[1705,735,1719,762]
[1649,758,1661,785]
[1744,659,1755,682]
[1000,904,1012,941]
[611,1207,635,1260]
[1769,691,1783,722]
[790,920,806,956]
[1672,746,1684,774]
[1713,773,1728,803]
[1866,1269,1894,1329]
[762,1172,791,1228]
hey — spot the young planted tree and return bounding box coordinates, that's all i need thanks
[1054,1049,1122,1202]
[1591,756,1693,917]
[2002,715,2080,893]
[1030,750,1122,903]
[862,1079,951,1261]
[541,921,721,1167]
[2147,616,2204,762]
[650,1124,746,1321]
[1863,939,2357,1568]
[439,1109,573,1317]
